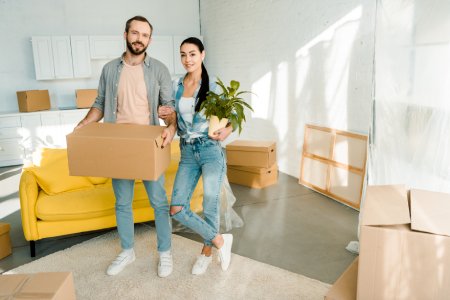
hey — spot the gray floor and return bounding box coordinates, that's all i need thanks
[0,165,358,284]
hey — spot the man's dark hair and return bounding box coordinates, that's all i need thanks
[125,16,153,34]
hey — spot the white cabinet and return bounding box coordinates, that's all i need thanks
[20,115,42,158]
[31,34,201,78]
[71,36,91,78]
[52,36,74,79]
[172,36,203,75]
[89,36,124,59]
[31,36,55,80]
[59,110,87,145]
[148,36,174,74]
[0,109,89,167]
[32,36,92,80]
[0,116,23,167]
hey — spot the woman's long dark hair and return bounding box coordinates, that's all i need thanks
[180,37,209,112]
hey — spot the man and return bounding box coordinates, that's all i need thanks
[76,16,176,278]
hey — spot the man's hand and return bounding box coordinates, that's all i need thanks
[74,118,89,130]
[158,106,175,122]
[209,126,232,141]
[74,107,103,131]
[161,126,176,148]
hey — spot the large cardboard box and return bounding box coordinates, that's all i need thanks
[227,164,278,188]
[226,140,276,168]
[358,185,450,300]
[325,257,358,300]
[75,89,97,108]
[16,90,51,112]
[67,122,170,180]
[0,223,12,260]
[0,272,76,299]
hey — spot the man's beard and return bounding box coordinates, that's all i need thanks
[126,40,148,55]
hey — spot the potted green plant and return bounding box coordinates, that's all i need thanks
[201,78,254,136]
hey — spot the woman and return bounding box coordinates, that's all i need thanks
[158,37,233,275]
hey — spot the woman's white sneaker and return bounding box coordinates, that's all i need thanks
[191,254,212,275]
[218,234,233,271]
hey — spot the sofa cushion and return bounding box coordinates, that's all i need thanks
[36,182,151,221]
[27,148,93,195]
[87,177,110,185]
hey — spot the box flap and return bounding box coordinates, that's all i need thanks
[325,257,358,300]
[226,140,275,153]
[0,273,74,299]
[411,189,450,236]
[361,185,410,226]
[71,122,165,140]
[228,163,277,174]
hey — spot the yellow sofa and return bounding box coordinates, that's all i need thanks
[19,140,203,257]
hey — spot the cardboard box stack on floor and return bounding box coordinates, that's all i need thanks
[325,185,450,300]
[225,140,277,188]
[0,272,76,299]
[16,90,51,112]
[67,122,170,180]
[0,223,12,260]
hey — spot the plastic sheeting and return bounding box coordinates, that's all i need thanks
[172,175,244,234]
[369,0,450,193]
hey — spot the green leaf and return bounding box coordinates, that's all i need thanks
[200,77,255,134]
[230,80,240,91]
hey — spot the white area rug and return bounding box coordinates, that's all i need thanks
[7,226,330,299]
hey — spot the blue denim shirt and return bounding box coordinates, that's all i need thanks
[92,54,174,125]
[173,75,220,141]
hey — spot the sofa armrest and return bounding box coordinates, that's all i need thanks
[19,170,40,241]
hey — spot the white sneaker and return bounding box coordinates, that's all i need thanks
[191,254,212,275]
[158,251,173,278]
[218,234,233,271]
[106,249,135,276]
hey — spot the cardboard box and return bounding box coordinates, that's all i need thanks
[358,185,450,300]
[75,89,97,108]
[67,122,170,180]
[226,140,276,168]
[0,223,12,260]
[16,90,51,112]
[227,164,277,188]
[325,257,358,300]
[0,272,76,299]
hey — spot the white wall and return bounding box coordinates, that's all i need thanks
[0,0,200,112]
[200,0,376,178]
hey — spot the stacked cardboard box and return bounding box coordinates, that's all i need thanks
[67,122,170,180]
[325,185,450,299]
[225,140,277,188]
[0,272,76,299]
[0,223,12,260]
[325,258,358,300]
[16,90,50,112]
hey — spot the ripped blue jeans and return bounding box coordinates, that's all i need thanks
[171,137,226,246]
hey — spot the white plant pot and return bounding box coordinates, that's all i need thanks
[208,115,229,136]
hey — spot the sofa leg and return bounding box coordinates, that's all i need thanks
[30,241,36,257]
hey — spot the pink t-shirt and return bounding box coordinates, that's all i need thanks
[116,62,150,125]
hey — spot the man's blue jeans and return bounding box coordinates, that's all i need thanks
[171,138,226,246]
[112,175,171,252]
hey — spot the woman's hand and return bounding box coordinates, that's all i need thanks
[209,125,232,141]
[158,105,175,120]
